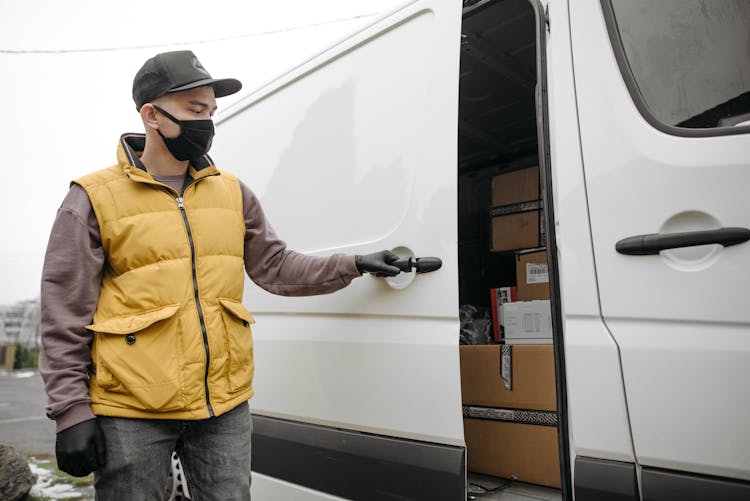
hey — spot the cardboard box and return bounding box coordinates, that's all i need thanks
[516,251,550,301]
[491,166,539,207]
[464,418,561,488]
[502,300,552,344]
[460,345,556,411]
[490,286,516,342]
[490,166,543,252]
[491,211,542,252]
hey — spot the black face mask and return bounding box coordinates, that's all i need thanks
[154,105,215,161]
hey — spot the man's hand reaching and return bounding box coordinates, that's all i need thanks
[355,251,401,277]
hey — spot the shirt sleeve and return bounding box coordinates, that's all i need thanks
[240,180,361,296]
[39,184,104,432]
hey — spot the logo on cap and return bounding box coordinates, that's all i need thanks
[192,57,209,77]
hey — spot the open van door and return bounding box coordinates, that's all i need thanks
[213,1,463,499]
[571,0,750,497]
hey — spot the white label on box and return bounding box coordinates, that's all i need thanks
[522,312,547,332]
[502,300,553,340]
[526,262,549,284]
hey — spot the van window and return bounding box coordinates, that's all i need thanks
[606,0,750,130]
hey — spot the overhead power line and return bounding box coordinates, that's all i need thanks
[0,12,377,54]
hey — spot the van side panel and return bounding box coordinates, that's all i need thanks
[571,0,750,482]
[211,0,464,447]
[251,414,464,500]
[546,0,636,462]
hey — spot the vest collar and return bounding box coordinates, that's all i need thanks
[116,133,220,183]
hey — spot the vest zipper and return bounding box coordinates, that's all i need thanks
[176,195,215,417]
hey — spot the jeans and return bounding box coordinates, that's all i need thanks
[94,403,252,501]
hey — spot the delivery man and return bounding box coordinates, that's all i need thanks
[39,50,400,500]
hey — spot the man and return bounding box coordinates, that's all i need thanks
[39,50,400,500]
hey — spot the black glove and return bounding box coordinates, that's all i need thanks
[55,418,107,477]
[355,250,401,277]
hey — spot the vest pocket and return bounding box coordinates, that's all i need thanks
[87,304,186,411]
[218,298,255,393]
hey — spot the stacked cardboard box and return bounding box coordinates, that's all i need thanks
[460,345,556,408]
[516,250,549,301]
[460,345,560,488]
[465,165,559,488]
[490,167,544,252]
[489,167,552,343]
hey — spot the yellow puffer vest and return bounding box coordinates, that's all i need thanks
[76,135,254,420]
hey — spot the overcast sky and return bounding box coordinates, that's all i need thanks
[0,0,404,305]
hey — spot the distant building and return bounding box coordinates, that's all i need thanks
[0,298,41,347]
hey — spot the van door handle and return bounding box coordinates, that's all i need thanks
[391,257,443,273]
[615,227,750,255]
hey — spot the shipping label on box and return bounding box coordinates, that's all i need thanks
[501,300,552,343]
[526,262,549,284]
[517,251,550,301]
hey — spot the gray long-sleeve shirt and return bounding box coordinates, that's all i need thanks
[40,173,360,432]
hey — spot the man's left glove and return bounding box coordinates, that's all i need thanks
[355,250,401,277]
[55,418,107,477]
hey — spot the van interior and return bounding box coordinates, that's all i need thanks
[457,1,562,499]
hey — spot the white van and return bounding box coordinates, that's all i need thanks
[211,0,750,499]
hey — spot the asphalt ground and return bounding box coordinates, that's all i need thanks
[0,370,56,457]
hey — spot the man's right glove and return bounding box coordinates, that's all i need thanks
[355,250,401,277]
[55,418,107,477]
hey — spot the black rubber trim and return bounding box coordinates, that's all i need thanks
[574,456,639,501]
[251,414,465,500]
[526,0,574,498]
[616,227,750,255]
[599,0,750,138]
[642,466,750,501]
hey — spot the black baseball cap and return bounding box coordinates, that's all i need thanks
[132,50,242,110]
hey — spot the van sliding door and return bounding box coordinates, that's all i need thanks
[212,1,463,499]
[571,0,750,496]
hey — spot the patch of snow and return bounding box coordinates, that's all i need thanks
[28,459,88,500]
[0,369,37,378]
